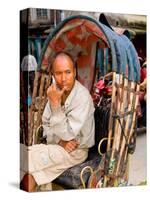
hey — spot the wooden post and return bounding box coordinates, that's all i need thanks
[107,72,117,151]
[115,81,136,176]
[114,77,128,151]
[28,71,40,146]
[34,73,46,137]
[109,74,124,161]
[103,72,116,187]
[123,84,140,163]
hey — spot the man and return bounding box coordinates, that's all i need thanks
[20,52,95,192]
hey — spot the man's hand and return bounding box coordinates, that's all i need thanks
[58,139,79,153]
[47,84,65,108]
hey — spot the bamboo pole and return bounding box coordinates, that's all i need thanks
[28,71,40,146]
[108,74,124,163]
[114,77,128,151]
[43,71,52,110]
[104,76,132,187]
[107,72,117,151]
[34,72,51,144]
[103,72,116,187]
[34,73,46,139]
[115,81,136,176]
[123,84,140,164]
[20,72,27,145]
[110,78,129,185]
[106,76,128,187]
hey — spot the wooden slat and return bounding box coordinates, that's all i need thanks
[123,84,140,163]
[28,71,40,146]
[35,74,46,133]
[115,81,136,176]
[107,72,117,151]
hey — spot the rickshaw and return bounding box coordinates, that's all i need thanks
[20,13,140,190]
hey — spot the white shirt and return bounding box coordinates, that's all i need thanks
[21,54,37,71]
[42,80,95,149]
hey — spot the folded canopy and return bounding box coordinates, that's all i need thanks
[38,15,140,91]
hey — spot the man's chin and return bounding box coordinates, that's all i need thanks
[64,88,70,93]
[59,85,73,93]
[63,87,72,94]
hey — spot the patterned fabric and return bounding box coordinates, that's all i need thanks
[40,17,109,91]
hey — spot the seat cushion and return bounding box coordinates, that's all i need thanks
[54,149,101,189]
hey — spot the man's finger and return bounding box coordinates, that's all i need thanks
[67,142,76,149]
[47,86,52,95]
[65,146,73,153]
[51,83,57,90]
[71,139,80,145]
[67,142,78,151]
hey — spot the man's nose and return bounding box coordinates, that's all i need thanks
[61,73,66,82]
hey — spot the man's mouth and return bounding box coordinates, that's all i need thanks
[58,84,67,90]
[61,84,67,88]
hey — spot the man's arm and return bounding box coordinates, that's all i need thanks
[42,103,58,144]
[43,83,94,149]
[42,101,80,152]
[42,83,65,143]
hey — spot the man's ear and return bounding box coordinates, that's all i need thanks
[74,60,78,79]
[74,68,76,79]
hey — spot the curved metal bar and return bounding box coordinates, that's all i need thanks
[35,124,43,144]
[98,137,108,156]
[80,166,94,188]
[98,137,114,156]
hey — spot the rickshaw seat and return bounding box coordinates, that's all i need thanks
[53,146,101,189]
[53,116,105,189]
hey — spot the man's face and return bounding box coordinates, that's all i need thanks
[52,55,76,93]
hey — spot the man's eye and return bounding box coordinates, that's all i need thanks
[55,72,61,76]
[66,71,71,74]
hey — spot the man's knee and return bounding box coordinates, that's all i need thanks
[20,174,37,192]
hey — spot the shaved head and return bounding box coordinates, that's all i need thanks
[52,52,74,71]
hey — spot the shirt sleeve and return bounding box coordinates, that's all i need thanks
[42,102,60,144]
[45,95,94,141]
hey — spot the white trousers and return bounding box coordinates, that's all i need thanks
[20,143,88,186]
